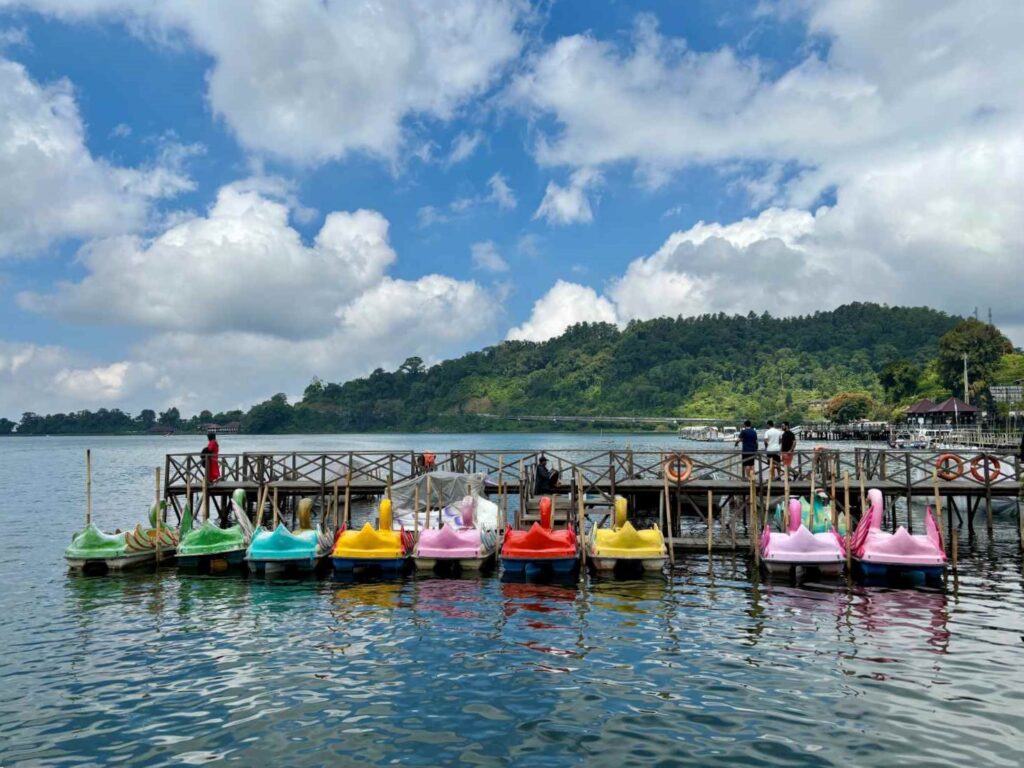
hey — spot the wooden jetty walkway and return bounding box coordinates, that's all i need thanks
[164,446,1024,559]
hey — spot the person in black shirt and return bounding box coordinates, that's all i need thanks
[781,421,797,479]
[534,455,560,494]
[734,420,758,479]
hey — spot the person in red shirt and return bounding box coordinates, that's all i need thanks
[201,431,220,483]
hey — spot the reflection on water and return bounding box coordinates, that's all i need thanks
[3,436,1024,765]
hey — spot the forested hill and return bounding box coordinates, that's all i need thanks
[280,303,963,431]
[16,302,1018,435]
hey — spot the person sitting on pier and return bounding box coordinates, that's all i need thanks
[764,420,783,481]
[781,421,797,479]
[201,431,220,484]
[534,455,560,494]
[735,420,758,479]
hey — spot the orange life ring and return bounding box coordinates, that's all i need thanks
[664,454,693,483]
[934,453,963,481]
[970,454,1001,483]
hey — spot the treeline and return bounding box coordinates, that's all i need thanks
[4,304,1018,435]
[7,407,245,436]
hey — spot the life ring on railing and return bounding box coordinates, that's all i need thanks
[664,454,693,483]
[934,453,964,481]
[970,454,1001,483]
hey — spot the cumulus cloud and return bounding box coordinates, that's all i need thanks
[7,0,527,164]
[470,240,509,272]
[0,56,193,257]
[506,279,618,342]
[20,183,397,339]
[7,181,498,413]
[534,167,601,225]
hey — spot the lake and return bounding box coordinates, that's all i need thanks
[1,434,1022,766]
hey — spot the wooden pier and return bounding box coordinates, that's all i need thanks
[164,446,1023,556]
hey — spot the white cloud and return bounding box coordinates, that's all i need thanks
[0,56,193,257]
[20,183,396,339]
[447,130,484,164]
[534,167,601,225]
[9,0,527,164]
[470,240,509,272]
[506,279,618,342]
[7,181,499,413]
[486,172,517,209]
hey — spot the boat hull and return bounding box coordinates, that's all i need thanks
[176,548,246,571]
[332,556,408,575]
[414,550,495,573]
[854,559,944,582]
[501,556,578,579]
[66,550,165,572]
[588,555,666,574]
[763,559,843,577]
[248,555,325,575]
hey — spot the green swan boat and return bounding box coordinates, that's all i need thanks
[176,489,255,570]
[65,501,178,571]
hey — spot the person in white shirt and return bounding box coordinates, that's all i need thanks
[763,420,783,480]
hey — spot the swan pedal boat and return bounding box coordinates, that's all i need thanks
[176,488,253,570]
[66,501,177,571]
[501,497,579,579]
[332,499,410,574]
[414,496,498,573]
[760,497,845,576]
[588,496,666,574]
[247,498,333,574]
[852,488,946,581]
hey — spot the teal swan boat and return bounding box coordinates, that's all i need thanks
[246,498,334,574]
[176,489,255,571]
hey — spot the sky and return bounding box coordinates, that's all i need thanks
[0,0,1022,418]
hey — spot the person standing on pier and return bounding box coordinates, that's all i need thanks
[201,431,220,484]
[781,422,797,479]
[764,420,783,481]
[534,455,560,494]
[735,420,758,479]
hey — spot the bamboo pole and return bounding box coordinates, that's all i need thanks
[783,469,790,528]
[578,470,587,573]
[859,473,867,519]
[831,462,838,530]
[388,454,394,501]
[332,479,340,532]
[202,468,209,523]
[498,455,504,533]
[707,489,713,556]
[843,472,852,572]
[931,469,944,557]
[154,467,163,564]
[255,484,268,528]
[85,449,92,526]
[749,475,759,566]
[426,473,432,529]
[661,455,672,555]
[763,472,773,530]
[344,461,353,528]
[413,480,420,536]
[272,487,279,528]
[518,459,525,529]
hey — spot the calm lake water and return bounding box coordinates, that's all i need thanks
[2,434,1023,766]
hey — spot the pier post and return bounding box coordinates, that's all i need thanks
[749,475,759,566]
[843,473,852,572]
[154,467,162,564]
[1016,455,1023,553]
[905,453,913,534]
[707,489,713,556]
[931,469,944,561]
[518,459,525,529]
[85,449,92,526]
[985,454,993,536]
[344,454,352,528]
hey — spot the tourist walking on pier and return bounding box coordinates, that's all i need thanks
[781,422,797,479]
[202,431,220,484]
[764,420,783,480]
[735,420,758,479]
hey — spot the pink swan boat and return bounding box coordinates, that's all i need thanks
[413,497,498,573]
[851,488,946,581]
[760,497,845,576]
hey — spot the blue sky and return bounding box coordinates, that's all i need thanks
[0,0,1021,417]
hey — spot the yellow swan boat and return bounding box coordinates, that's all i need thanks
[589,497,667,574]
[331,499,409,574]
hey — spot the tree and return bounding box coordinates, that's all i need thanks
[158,407,181,427]
[937,319,1012,402]
[136,409,156,429]
[242,393,293,433]
[398,356,425,375]
[0,417,14,435]
[824,392,875,424]
[879,360,921,403]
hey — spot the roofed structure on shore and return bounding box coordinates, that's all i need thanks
[905,396,978,425]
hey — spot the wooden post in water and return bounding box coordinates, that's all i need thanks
[1017,455,1023,553]
[413,479,420,536]
[577,470,587,573]
[904,453,913,534]
[272,487,279,528]
[85,449,92,526]
[343,454,353,528]
[332,480,340,532]
[661,456,671,549]
[154,467,163,564]
[388,454,394,501]
[985,454,993,536]
[830,461,838,530]
[707,489,713,556]
[843,472,852,572]
[763,473,772,532]
[425,473,433,530]
[749,474,759,565]
[931,468,945,558]
[497,455,505,534]
[518,459,525,529]
[202,469,209,524]
[859,474,867,522]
